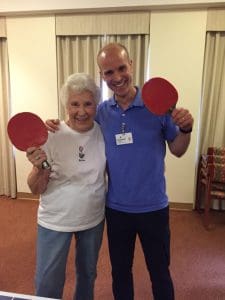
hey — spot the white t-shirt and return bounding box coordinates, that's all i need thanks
[38,121,106,232]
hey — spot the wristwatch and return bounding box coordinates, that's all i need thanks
[179,127,192,134]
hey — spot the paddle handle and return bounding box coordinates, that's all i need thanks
[42,160,51,170]
[167,104,176,114]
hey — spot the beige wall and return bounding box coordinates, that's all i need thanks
[7,16,58,192]
[150,9,207,204]
[5,9,207,205]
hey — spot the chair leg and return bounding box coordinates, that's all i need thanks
[195,179,200,211]
[195,173,204,212]
[219,199,222,211]
[195,159,202,211]
[204,183,211,230]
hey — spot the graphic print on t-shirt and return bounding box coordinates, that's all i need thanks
[78,146,85,161]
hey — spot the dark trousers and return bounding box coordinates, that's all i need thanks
[105,206,174,300]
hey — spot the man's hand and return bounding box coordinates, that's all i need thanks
[171,108,193,133]
[168,107,194,157]
[45,119,60,132]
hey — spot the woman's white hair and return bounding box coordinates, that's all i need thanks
[60,73,101,107]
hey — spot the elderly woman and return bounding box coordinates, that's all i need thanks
[26,73,106,300]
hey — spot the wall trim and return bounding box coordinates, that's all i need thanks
[1,1,225,17]
[169,202,194,211]
[17,192,39,201]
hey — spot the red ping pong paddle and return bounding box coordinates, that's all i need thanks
[7,112,50,169]
[142,77,178,116]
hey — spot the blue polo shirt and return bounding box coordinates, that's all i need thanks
[96,88,179,213]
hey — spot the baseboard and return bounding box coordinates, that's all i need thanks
[169,202,193,211]
[17,192,39,201]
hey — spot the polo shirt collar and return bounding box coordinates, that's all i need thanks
[108,87,144,108]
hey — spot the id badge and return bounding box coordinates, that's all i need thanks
[115,132,133,145]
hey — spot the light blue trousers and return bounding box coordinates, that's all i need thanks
[35,220,104,300]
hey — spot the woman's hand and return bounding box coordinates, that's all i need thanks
[26,147,48,169]
[26,147,51,194]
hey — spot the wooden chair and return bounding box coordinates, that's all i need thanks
[207,146,225,156]
[195,147,225,229]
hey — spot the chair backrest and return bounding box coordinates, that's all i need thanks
[204,147,225,183]
[206,155,225,164]
[207,163,225,183]
[207,147,225,156]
